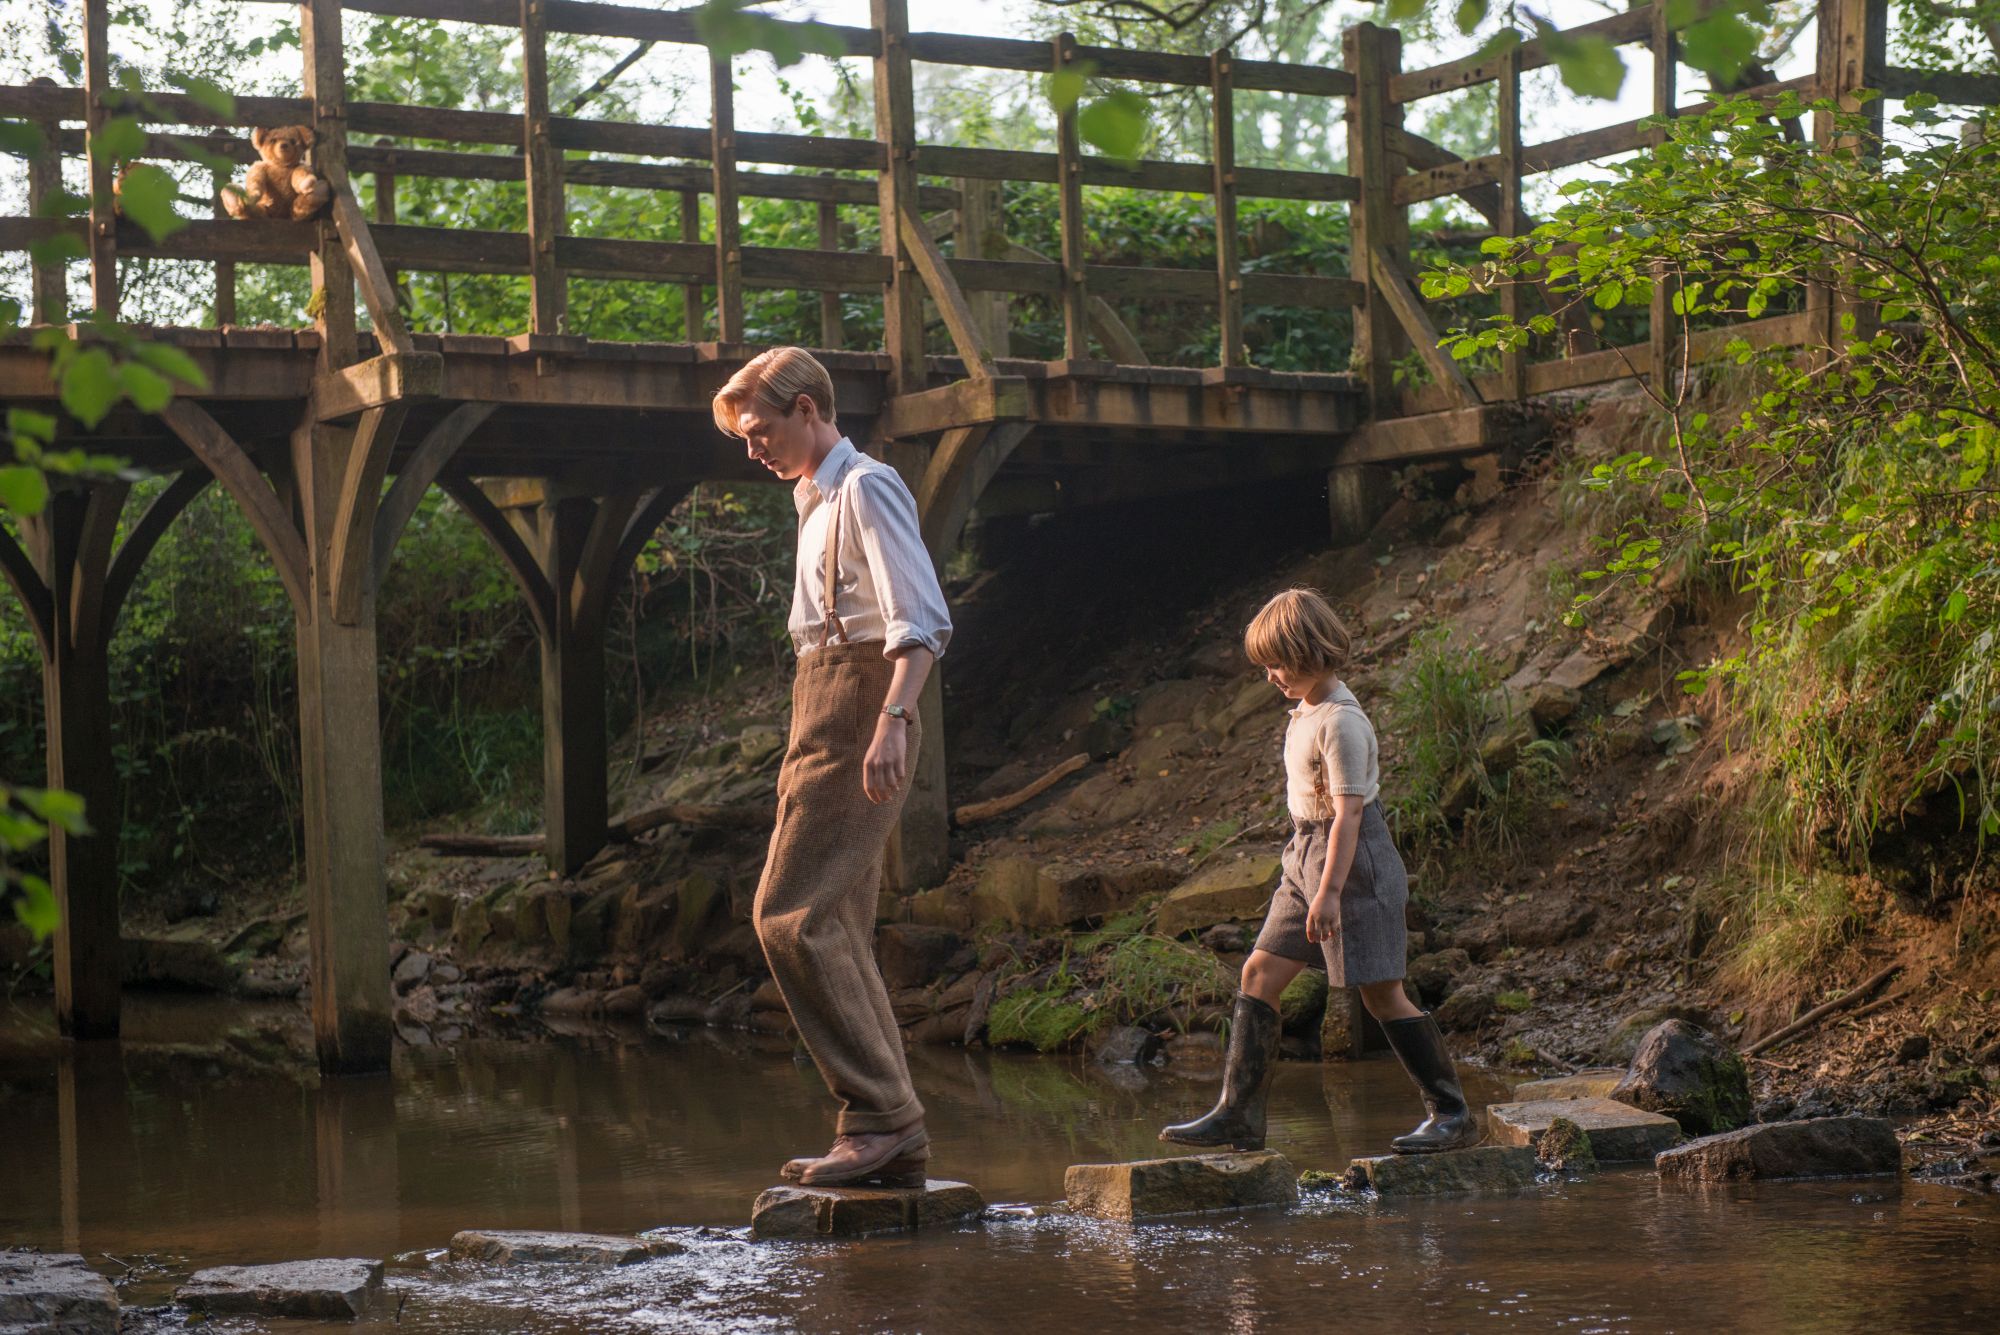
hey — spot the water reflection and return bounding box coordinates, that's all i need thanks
[0,996,1993,1333]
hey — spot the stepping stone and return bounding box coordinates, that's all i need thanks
[751,1180,985,1240]
[0,1251,120,1335]
[176,1258,383,1320]
[1346,1145,1538,1197]
[1656,1116,1902,1183]
[1512,1069,1625,1102]
[1487,1097,1682,1162]
[447,1230,685,1266]
[1064,1151,1298,1221]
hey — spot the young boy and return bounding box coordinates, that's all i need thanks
[1160,587,1477,1155]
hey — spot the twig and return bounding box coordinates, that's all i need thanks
[1532,1045,1579,1073]
[1743,962,1902,1057]
[953,753,1090,826]
[419,800,774,856]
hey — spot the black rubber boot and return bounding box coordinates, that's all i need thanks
[1382,1011,1479,1154]
[1159,993,1281,1150]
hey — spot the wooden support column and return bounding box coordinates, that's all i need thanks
[0,474,208,1041]
[27,78,67,323]
[1345,22,1409,414]
[371,138,402,312]
[1808,0,1887,351]
[1211,48,1244,368]
[817,190,845,349]
[956,176,1010,356]
[82,0,117,317]
[296,0,391,1074]
[874,0,925,393]
[679,189,705,341]
[213,191,238,326]
[1053,32,1090,360]
[1648,7,1678,393]
[1496,47,1524,402]
[521,0,567,334]
[710,55,744,342]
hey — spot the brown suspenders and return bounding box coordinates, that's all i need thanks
[819,485,849,646]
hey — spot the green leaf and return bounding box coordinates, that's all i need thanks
[27,232,86,270]
[1593,280,1625,309]
[1943,590,1969,624]
[1541,27,1626,100]
[59,347,118,429]
[1050,68,1087,114]
[169,74,237,119]
[1385,0,1427,20]
[1680,13,1759,87]
[132,341,209,391]
[0,466,49,516]
[115,164,186,244]
[0,120,44,156]
[7,408,57,445]
[1454,0,1487,34]
[98,117,149,162]
[19,788,88,834]
[118,361,173,412]
[1077,91,1148,162]
[12,875,59,940]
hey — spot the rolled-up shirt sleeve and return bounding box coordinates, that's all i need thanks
[850,468,953,659]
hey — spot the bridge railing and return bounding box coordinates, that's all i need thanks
[0,0,1361,381]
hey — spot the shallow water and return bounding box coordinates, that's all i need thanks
[1,996,1993,1333]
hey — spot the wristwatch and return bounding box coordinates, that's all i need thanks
[881,704,911,722]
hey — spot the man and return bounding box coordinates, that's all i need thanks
[712,347,951,1188]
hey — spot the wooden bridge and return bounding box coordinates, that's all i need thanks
[0,0,1939,1071]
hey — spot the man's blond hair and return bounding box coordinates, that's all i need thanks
[711,346,837,438]
[1244,587,1352,676]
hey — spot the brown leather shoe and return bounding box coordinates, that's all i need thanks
[796,1124,930,1187]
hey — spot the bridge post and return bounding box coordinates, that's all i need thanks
[955,177,1010,356]
[536,497,610,876]
[521,0,568,335]
[1808,0,1887,352]
[26,78,67,323]
[81,0,117,317]
[1345,22,1409,416]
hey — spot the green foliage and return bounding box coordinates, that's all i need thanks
[1430,96,2000,875]
[987,961,1097,1051]
[1099,934,1236,1020]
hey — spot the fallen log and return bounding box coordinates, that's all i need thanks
[952,753,1090,827]
[1742,962,1902,1057]
[419,800,776,857]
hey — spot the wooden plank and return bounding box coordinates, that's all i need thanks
[1875,64,2000,105]
[158,399,309,614]
[1497,48,1524,402]
[818,194,844,348]
[710,54,743,342]
[1347,23,1408,412]
[26,79,67,322]
[916,420,1033,559]
[876,0,926,395]
[373,402,497,581]
[305,0,357,370]
[1211,49,1243,368]
[82,0,116,316]
[1337,404,1513,464]
[1054,32,1089,359]
[898,202,993,379]
[880,375,1032,439]
[101,469,210,638]
[1369,244,1478,409]
[369,136,397,312]
[328,402,410,624]
[679,188,703,340]
[1392,4,1658,104]
[903,30,1353,96]
[440,475,555,641]
[521,0,568,334]
[0,513,53,654]
[312,350,445,421]
[912,142,1356,201]
[1393,152,1503,206]
[331,181,413,355]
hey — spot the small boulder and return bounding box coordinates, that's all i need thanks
[1405,948,1472,1004]
[177,1258,384,1320]
[1533,1115,1597,1174]
[1278,969,1329,1037]
[1610,1019,1752,1136]
[1064,1151,1299,1220]
[1655,1117,1902,1182]
[875,923,966,991]
[1593,1005,1713,1066]
[1154,854,1283,939]
[1512,1069,1625,1102]
[1434,984,1496,1032]
[1487,1097,1681,1162]
[392,949,433,991]
[0,1251,119,1335]
[1345,1145,1538,1197]
[1198,922,1248,953]
[751,1180,984,1240]
[447,1230,682,1266]
[1089,1024,1163,1066]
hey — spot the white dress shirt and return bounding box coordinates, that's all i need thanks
[789,437,953,659]
[1283,679,1380,818]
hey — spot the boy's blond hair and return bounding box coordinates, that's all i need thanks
[1244,587,1351,676]
[711,346,837,438]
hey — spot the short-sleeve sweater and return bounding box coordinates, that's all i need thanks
[1282,679,1380,819]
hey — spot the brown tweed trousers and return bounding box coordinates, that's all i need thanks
[754,641,922,1135]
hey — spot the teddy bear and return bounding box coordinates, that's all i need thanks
[221,125,332,222]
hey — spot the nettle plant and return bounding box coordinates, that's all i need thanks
[1424,92,2000,853]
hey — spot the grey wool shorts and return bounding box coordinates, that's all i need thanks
[1253,803,1409,987]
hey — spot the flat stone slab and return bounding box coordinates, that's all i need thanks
[1656,1116,1902,1183]
[1347,1145,1538,1197]
[1065,1151,1298,1221]
[447,1229,684,1266]
[751,1180,985,1240]
[0,1251,119,1335]
[1487,1097,1682,1162]
[176,1258,383,1320]
[1512,1070,1625,1102]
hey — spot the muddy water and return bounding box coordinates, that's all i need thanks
[1,996,1993,1333]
